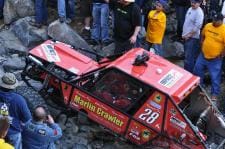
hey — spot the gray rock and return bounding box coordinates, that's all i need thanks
[4,0,17,24]
[47,21,96,59]
[72,144,88,149]
[90,140,104,149]
[71,136,88,146]
[163,35,184,58]
[101,43,115,57]
[3,55,26,72]
[4,0,34,24]
[11,17,48,47]
[0,42,7,55]
[0,30,27,55]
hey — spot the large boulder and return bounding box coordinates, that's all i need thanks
[47,21,96,59]
[4,0,35,24]
[3,55,26,72]
[0,30,28,55]
[11,17,48,47]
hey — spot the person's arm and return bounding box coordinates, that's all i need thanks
[46,115,62,140]
[130,26,141,44]
[200,25,206,49]
[130,5,142,44]
[188,11,204,39]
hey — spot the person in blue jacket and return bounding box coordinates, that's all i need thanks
[22,106,62,149]
[0,73,32,149]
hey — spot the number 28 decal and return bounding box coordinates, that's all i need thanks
[138,108,160,124]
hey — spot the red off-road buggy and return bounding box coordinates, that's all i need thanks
[22,40,225,149]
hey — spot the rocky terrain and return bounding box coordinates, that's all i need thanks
[0,0,225,149]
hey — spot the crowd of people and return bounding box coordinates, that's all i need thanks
[0,73,62,149]
[0,0,224,148]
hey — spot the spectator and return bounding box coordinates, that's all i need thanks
[171,0,190,41]
[0,117,14,149]
[209,0,221,13]
[0,0,3,19]
[0,73,32,149]
[193,13,225,105]
[105,0,141,55]
[58,0,75,23]
[29,0,48,28]
[145,0,167,56]
[135,0,147,47]
[182,0,204,73]
[89,0,111,46]
[22,106,62,149]
[80,0,92,40]
[222,0,225,24]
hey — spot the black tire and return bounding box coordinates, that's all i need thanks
[15,85,48,112]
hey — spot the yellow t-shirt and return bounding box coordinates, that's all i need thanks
[202,23,225,59]
[146,10,166,44]
[0,139,14,149]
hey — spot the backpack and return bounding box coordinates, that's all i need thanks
[0,96,12,124]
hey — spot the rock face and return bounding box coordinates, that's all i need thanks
[48,21,92,51]
[0,30,28,55]
[11,17,48,47]
[4,0,35,24]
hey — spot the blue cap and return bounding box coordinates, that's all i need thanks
[156,0,168,8]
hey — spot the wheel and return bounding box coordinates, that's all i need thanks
[15,85,48,112]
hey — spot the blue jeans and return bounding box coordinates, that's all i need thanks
[91,3,109,42]
[8,133,22,149]
[184,38,200,73]
[144,41,163,56]
[57,0,75,19]
[193,53,223,96]
[175,5,188,37]
[35,0,47,24]
[0,0,4,17]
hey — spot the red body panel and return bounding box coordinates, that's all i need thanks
[164,100,205,149]
[125,120,157,145]
[134,91,166,132]
[30,40,100,75]
[108,48,200,104]
[61,82,73,104]
[70,89,129,134]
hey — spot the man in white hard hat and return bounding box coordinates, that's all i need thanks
[105,0,141,55]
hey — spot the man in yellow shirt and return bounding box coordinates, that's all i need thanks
[145,0,167,56]
[193,12,225,104]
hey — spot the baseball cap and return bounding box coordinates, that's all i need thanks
[190,0,202,3]
[156,0,168,8]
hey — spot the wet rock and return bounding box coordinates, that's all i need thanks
[4,0,35,24]
[11,17,48,47]
[0,30,27,55]
[3,55,25,72]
